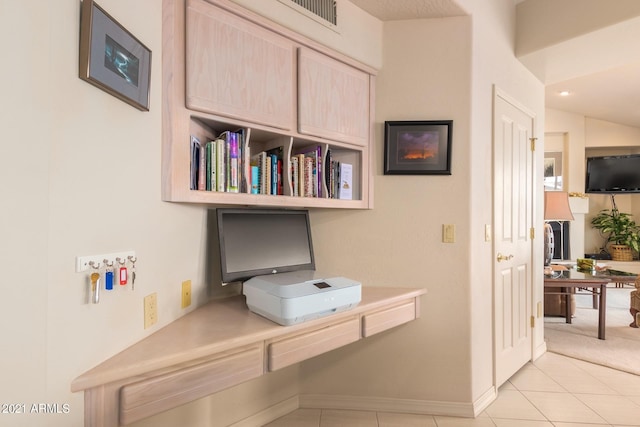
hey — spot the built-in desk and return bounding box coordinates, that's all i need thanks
[71,287,426,426]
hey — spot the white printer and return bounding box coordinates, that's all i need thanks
[243,270,361,325]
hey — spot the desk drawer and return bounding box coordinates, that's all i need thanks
[268,318,360,371]
[362,300,417,337]
[120,344,263,425]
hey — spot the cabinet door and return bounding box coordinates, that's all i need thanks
[186,0,295,130]
[298,47,370,146]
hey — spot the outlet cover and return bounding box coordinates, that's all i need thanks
[144,293,157,329]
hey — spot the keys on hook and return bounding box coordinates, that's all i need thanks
[104,259,114,290]
[128,256,137,290]
[84,256,138,304]
[116,257,128,286]
[90,272,100,304]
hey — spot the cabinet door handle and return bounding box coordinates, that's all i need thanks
[497,253,514,262]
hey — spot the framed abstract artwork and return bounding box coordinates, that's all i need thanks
[384,120,453,175]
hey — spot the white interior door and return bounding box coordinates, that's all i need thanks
[493,90,535,387]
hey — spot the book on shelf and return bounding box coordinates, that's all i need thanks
[266,147,283,196]
[303,156,314,197]
[198,142,206,191]
[215,137,225,192]
[290,156,299,197]
[325,149,332,198]
[235,129,246,193]
[338,163,353,200]
[265,155,272,195]
[229,133,239,193]
[297,153,305,197]
[218,131,238,193]
[250,165,259,194]
[205,140,214,191]
[250,151,268,195]
[190,135,201,190]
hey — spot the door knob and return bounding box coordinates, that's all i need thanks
[497,253,514,262]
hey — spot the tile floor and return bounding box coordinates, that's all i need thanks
[265,352,640,426]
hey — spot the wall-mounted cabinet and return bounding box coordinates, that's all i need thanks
[163,0,377,209]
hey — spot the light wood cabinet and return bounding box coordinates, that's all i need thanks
[71,287,426,426]
[162,0,376,209]
[298,47,371,146]
[185,0,295,131]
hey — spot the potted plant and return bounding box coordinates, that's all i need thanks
[591,208,640,261]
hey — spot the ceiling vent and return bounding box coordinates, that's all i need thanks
[279,0,337,27]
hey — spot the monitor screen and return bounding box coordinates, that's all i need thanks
[585,154,640,193]
[216,208,315,283]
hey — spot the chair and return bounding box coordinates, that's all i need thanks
[544,265,576,317]
[630,275,640,328]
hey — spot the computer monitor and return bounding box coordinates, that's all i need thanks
[215,208,315,284]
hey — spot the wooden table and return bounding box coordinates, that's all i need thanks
[544,270,609,340]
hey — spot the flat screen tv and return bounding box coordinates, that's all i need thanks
[585,154,640,194]
[215,208,315,284]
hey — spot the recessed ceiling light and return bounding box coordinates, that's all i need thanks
[559,91,570,96]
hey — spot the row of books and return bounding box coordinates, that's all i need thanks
[250,147,284,195]
[250,146,352,200]
[190,135,352,200]
[190,130,244,193]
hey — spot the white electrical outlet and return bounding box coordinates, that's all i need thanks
[76,250,136,272]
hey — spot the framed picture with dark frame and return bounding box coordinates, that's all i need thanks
[384,120,453,175]
[544,151,563,190]
[79,0,152,111]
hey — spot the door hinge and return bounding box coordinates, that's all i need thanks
[530,137,537,151]
[530,227,535,239]
[531,315,535,328]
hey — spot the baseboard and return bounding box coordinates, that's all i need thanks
[533,340,548,361]
[299,393,478,418]
[471,386,497,416]
[229,395,299,427]
[231,390,499,425]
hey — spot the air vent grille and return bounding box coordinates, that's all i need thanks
[286,0,337,25]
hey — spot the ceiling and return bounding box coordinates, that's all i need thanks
[348,0,640,129]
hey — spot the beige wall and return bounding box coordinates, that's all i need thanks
[302,15,475,406]
[0,0,545,426]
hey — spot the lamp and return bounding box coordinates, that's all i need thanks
[544,191,574,266]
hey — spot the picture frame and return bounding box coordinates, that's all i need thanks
[544,151,563,190]
[79,0,152,111]
[384,120,453,175]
